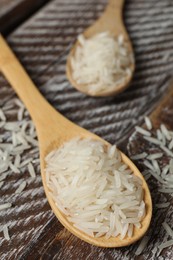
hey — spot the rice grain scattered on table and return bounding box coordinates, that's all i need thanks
[130,119,173,251]
[3,225,10,241]
[0,98,39,240]
[135,236,150,255]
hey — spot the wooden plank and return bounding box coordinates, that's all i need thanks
[0,0,173,259]
[127,81,173,259]
[0,0,50,35]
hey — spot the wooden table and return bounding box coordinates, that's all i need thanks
[0,0,173,259]
[0,0,50,34]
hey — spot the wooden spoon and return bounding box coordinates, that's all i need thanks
[0,35,151,248]
[66,0,134,97]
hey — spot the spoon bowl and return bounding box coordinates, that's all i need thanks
[66,0,135,97]
[0,35,151,247]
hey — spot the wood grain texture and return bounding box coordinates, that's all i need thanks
[127,83,173,260]
[0,0,50,35]
[0,0,173,258]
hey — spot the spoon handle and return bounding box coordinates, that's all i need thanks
[0,35,67,133]
[109,0,124,9]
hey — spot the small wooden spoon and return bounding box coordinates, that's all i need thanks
[0,35,151,248]
[66,0,134,97]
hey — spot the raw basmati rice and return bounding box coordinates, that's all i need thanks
[71,32,134,95]
[0,203,12,211]
[133,120,173,193]
[162,222,173,238]
[0,96,39,248]
[131,152,147,160]
[132,119,173,250]
[155,202,170,208]
[9,163,20,174]
[147,153,163,160]
[14,154,21,168]
[135,126,151,137]
[3,225,10,241]
[160,145,173,157]
[162,165,169,175]
[0,108,6,121]
[143,160,155,171]
[156,129,163,141]
[17,107,24,121]
[135,236,150,255]
[28,163,36,178]
[158,239,173,250]
[160,124,171,141]
[45,137,145,239]
[158,188,173,193]
[144,116,152,130]
[151,160,160,175]
[143,136,161,145]
[15,181,27,194]
[14,98,24,108]
[19,158,33,168]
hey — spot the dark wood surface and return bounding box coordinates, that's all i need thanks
[1,0,173,259]
[0,0,50,35]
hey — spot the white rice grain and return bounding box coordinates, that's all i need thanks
[143,160,155,171]
[144,116,152,130]
[28,163,36,178]
[160,145,173,157]
[0,203,12,211]
[4,122,20,131]
[135,126,151,137]
[3,225,10,241]
[149,171,166,184]
[9,163,20,173]
[14,154,21,168]
[158,188,173,193]
[19,158,33,168]
[135,236,150,256]
[158,239,173,250]
[17,107,24,121]
[143,136,161,145]
[15,181,26,194]
[160,124,171,141]
[151,160,161,175]
[25,135,38,146]
[131,153,147,160]
[0,109,6,121]
[162,165,169,176]
[155,202,170,208]
[156,129,163,141]
[14,98,24,108]
[147,153,163,160]
[162,222,173,238]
